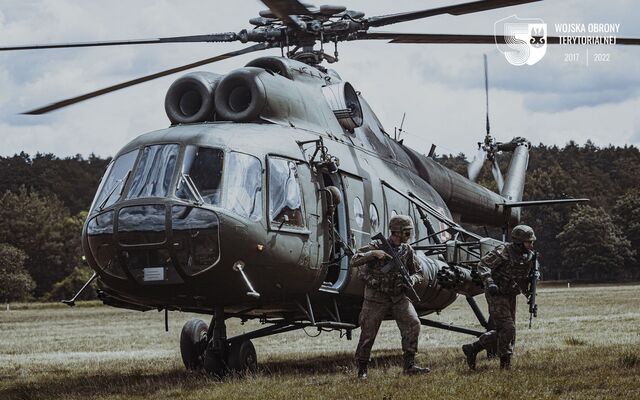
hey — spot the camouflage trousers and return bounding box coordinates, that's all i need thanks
[355,294,421,362]
[478,292,517,357]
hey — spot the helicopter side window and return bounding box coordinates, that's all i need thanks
[90,149,139,213]
[268,157,304,228]
[224,152,263,221]
[177,146,224,205]
[126,144,179,199]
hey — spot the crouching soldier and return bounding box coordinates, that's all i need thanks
[462,225,538,370]
[352,215,429,380]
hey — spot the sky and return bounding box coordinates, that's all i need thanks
[1,0,639,159]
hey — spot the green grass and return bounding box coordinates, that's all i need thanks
[2,285,640,399]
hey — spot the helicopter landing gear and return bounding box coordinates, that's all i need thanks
[179,319,208,370]
[180,307,258,377]
[203,306,229,378]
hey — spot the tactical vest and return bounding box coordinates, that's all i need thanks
[365,243,410,296]
[491,244,533,294]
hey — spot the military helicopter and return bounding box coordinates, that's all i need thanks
[3,0,636,377]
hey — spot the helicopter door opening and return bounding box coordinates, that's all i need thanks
[321,173,349,291]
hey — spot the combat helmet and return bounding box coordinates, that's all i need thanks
[511,225,536,243]
[389,215,413,232]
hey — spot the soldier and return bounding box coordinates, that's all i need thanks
[352,215,430,380]
[462,225,537,370]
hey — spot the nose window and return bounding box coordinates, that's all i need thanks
[171,205,220,275]
[126,144,179,199]
[224,152,263,221]
[177,146,224,205]
[90,149,138,213]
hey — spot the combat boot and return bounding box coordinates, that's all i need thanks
[462,341,483,370]
[357,361,368,380]
[403,352,431,375]
[500,355,511,370]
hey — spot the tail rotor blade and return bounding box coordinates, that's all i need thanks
[468,147,486,182]
[491,157,504,193]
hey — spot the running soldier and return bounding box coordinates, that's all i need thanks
[352,215,429,380]
[462,225,537,370]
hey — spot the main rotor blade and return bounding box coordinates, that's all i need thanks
[360,32,640,45]
[22,43,270,115]
[260,0,311,28]
[365,0,542,28]
[0,33,239,52]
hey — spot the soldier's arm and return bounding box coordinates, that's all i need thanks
[350,244,378,268]
[406,246,424,285]
[477,248,505,288]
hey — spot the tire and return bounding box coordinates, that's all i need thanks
[180,319,208,370]
[228,339,257,374]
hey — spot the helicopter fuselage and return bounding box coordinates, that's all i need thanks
[82,56,519,324]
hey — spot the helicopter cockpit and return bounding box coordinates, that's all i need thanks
[84,142,308,288]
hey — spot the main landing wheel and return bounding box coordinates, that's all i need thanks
[228,339,257,374]
[180,319,208,370]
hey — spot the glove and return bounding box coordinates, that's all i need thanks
[487,284,499,295]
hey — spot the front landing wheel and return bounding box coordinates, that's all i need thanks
[180,319,208,370]
[228,339,257,374]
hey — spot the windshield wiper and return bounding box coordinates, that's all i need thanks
[97,170,131,211]
[180,173,204,206]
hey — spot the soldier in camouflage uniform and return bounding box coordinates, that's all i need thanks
[462,225,537,370]
[352,215,429,380]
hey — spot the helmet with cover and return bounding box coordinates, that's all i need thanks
[511,225,536,243]
[389,215,413,232]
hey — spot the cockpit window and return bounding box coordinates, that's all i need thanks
[268,157,304,228]
[126,144,179,200]
[225,152,263,221]
[90,149,139,213]
[176,146,224,205]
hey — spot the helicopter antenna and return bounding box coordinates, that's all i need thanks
[396,112,407,140]
[484,54,490,138]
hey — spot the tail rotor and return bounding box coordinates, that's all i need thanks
[467,54,504,193]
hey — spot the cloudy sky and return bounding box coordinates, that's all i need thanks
[1,0,639,159]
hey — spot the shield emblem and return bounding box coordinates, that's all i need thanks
[495,16,547,66]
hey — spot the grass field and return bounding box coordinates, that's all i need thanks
[1,285,639,399]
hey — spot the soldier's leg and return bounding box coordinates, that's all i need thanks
[486,293,515,360]
[463,317,496,370]
[391,297,420,355]
[391,297,429,374]
[485,315,498,358]
[508,295,517,351]
[355,299,389,363]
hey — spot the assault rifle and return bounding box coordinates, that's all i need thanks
[372,233,421,303]
[528,251,540,328]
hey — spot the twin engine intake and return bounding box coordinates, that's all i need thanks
[164,58,363,133]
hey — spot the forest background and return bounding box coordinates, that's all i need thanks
[0,140,638,303]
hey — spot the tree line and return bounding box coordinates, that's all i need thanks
[437,140,639,281]
[0,142,638,303]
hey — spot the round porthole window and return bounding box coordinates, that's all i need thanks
[353,197,364,228]
[369,203,379,232]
